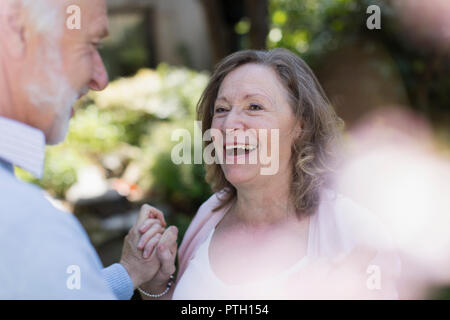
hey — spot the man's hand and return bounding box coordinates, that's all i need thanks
[119,204,166,289]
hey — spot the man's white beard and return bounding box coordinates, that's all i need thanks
[25,39,80,145]
[46,90,78,145]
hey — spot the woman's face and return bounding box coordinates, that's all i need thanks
[211,63,300,188]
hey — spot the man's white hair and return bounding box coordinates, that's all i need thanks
[17,0,64,37]
[13,0,79,144]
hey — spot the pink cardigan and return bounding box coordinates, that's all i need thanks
[176,192,229,283]
[175,189,401,297]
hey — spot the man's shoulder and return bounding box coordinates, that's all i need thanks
[0,170,99,257]
[0,170,115,299]
[0,172,83,236]
[0,167,51,211]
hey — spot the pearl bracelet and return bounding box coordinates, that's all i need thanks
[137,275,174,298]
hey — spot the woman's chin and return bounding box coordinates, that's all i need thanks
[222,165,260,186]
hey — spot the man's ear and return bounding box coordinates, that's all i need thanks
[1,1,28,59]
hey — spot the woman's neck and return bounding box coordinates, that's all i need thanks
[231,173,298,227]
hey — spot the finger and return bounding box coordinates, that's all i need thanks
[156,242,176,277]
[136,204,154,228]
[158,226,178,253]
[147,207,167,228]
[137,223,164,250]
[138,218,160,234]
[143,233,162,259]
[169,238,178,256]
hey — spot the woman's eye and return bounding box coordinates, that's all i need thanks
[249,104,262,111]
[214,106,227,113]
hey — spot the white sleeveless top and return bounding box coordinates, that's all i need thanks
[173,225,311,300]
[173,190,401,299]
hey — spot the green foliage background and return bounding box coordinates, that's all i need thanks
[16,65,212,220]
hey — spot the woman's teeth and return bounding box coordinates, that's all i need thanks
[225,144,257,156]
[225,144,257,151]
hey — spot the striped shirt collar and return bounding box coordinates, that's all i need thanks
[0,116,45,178]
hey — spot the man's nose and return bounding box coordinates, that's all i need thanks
[88,50,109,91]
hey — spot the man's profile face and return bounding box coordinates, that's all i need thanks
[60,0,109,96]
[26,0,109,144]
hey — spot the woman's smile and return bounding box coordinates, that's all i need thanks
[224,142,258,163]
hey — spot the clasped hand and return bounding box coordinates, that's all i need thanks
[120,204,178,295]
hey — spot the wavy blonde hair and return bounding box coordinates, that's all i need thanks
[198,48,344,216]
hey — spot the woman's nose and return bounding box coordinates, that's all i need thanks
[222,108,245,131]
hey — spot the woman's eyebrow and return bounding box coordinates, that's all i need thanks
[244,93,274,105]
[215,96,231,105]
[215,93,275,106]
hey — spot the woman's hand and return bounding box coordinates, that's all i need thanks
[137,210,178,298]
[137,207,167,259]
[119,204,167,289]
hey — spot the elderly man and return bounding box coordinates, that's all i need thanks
[0,0,177,299]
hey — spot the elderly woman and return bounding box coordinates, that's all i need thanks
[138,48,400,299]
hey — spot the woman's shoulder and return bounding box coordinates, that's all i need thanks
[314,188,402,291]
[187,191,228,230]
[197,191,226,216]
[179,191,228,251]
[176,191,229,280]
[313,188,395,255]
